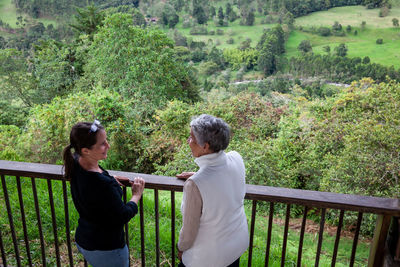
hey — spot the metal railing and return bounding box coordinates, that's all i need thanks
[1,160,399,266]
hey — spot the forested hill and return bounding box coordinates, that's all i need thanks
[11,0,387,18]
[13,0,139,18]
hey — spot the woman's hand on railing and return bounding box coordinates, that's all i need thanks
[176,172,196,180]
[114,175,130,186]
[130,177,145,204]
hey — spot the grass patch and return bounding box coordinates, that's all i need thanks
[171,14,273,49]
[0,0,19,27]
[0,0,57,28]
[286,6,400,68]
[295,5,400,28]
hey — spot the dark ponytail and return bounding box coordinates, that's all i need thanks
[63,144,74,179]
[62,121,104,179]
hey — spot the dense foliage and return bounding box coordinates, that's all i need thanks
[288,53,400,83]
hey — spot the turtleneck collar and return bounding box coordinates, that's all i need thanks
[194,150,227,168]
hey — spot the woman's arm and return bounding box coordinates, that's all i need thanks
[177,180,202,259]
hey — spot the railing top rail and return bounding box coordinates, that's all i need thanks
[1,160,399,215]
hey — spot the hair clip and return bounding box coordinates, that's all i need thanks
[89,119,101,133]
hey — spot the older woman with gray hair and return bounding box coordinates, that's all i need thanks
[176,114,249,267]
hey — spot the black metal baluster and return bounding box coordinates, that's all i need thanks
[171,190,176,267]
[297,206,308,267]
[264,202,274,267]
[248,200,257,267]
[47,179,61,267]
[315,208,326,267]
[1,174,21,267]
[281,204,291,267]
[62,180,73,267]
[154,189,160,267]
[0,219,7,266]
[331,210,344,267]
[31,177,46,266]
[140,196,145,267]
[349,212,363,267]
[16,176,32,266]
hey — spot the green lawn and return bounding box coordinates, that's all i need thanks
[287,6,400,68]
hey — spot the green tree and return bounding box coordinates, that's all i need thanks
[0,49,35,107]
[69,5,105,39]
[83,13,200,117]
[218,7,224,26]
[210,6,216,17]
[332,21,342,31]
[361,21,366,30]
[298,40,312,54]
[393,18,399,27]
[334,43,348,57]
[193,5,207,24]
[226,3,232,18]
[246,11,255,26]
[31,40,78,103]
[323,45,331,54]
[258,34,278,75]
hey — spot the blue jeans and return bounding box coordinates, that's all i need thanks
[76,243,129,267]
[178,257,240,267]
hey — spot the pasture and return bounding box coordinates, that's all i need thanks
[0,0,57,28]
[174,15,271,50]
[287,5,400,68]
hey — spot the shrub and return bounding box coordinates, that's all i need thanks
[227,38,234,44]
[0,125,24,161]
[318,27,331,36]
[189,24,208,35]
[17,88,126,164]
[199,61,220,75]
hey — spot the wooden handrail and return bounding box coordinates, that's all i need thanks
[1,160,399,215]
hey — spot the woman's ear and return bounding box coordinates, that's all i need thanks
[81,147,90,156]
[203,143,212,153]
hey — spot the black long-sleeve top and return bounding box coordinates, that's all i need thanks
[70,158,138,250]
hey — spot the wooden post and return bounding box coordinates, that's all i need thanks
[368,215,392,267]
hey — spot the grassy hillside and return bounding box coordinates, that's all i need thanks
[0,0,18,27]
[287,5,400,68]
[174,14,272,50]
[0,0,57,28]
[295,5,400,28]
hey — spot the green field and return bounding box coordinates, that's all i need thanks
[295,5,400,28]
[287,5,400,68]
[0,0,18,27]
[173,14,272,50]
[173,5,400,68]
[0,0,57,28]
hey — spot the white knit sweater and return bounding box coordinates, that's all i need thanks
[182,151,249,267]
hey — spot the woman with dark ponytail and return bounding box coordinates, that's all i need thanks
[63,120,145,267]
